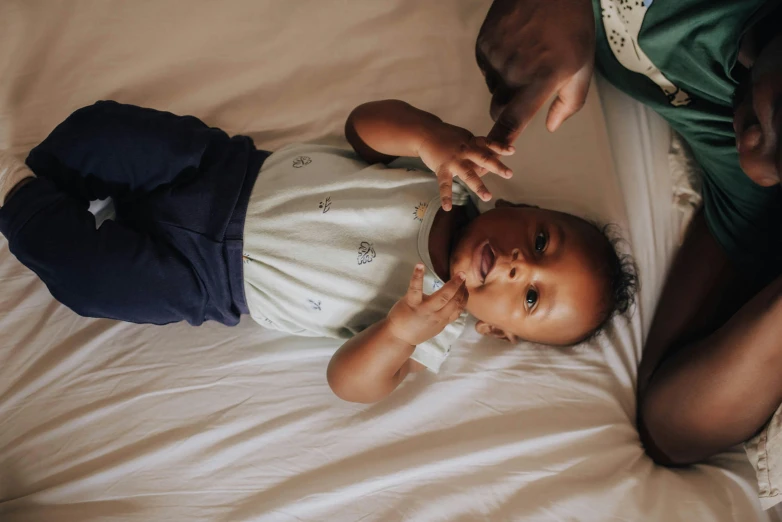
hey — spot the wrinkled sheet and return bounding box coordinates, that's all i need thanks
[0,1,775,520]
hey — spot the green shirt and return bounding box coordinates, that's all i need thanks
[593,0,782,276]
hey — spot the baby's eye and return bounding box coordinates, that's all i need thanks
[534,232,547,252]
[525,288,538,308]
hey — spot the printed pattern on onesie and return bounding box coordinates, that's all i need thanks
[241,144,466,371]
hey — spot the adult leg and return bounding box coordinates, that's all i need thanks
[639,210,782,464]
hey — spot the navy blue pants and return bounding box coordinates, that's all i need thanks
[0,101,268,326]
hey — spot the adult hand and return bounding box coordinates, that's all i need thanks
[476,0,596,145]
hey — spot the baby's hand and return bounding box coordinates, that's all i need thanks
[417,123,514,210]
[386,265,468,346]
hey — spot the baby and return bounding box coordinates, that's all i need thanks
[0,100,636,403]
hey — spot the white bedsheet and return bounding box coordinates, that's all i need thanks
[0,1,775,520]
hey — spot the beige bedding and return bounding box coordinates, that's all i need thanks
[0,1,774,520]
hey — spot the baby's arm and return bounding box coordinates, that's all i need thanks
[327,319,424,404]
[345,100,513,209]
[327,265,466,403]
[345,100,442,165]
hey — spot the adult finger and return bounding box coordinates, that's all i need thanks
[426,272,467,311]
[546,61,594,132]
[488,75,560,146]
[406,264,425,306]
[488,86,516,123]
[436,166,454,211]
[458,164,492,201]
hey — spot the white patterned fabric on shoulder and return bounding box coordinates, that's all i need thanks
[746,403,782,509]
[241,144,472,373]
[600,0,691,106]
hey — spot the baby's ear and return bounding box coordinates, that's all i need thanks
[475,320,518,343]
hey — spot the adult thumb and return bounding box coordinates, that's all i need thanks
[545,62,594,132]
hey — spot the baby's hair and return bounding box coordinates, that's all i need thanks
[583,222,638,342]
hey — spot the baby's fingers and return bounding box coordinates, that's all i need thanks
[467,143,513,180]
[458,166,492,202]
[436,166,454,211]
[406,264,425,306]
[427,272,467,311]
[440,285,469,322]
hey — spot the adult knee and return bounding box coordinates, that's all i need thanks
[637,388,708,467]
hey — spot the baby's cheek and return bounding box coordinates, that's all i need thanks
[464,288,491,319]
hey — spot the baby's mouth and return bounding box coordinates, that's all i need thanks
[479,242,496,283]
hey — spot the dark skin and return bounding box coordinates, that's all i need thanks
[328,100,515,403]
[475,0,596,143]
[328,100,612,403]
[636,211,768,464]
[639,26,782,465]
[448,203,610,346]
[476,0,782,464]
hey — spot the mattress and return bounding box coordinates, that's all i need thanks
[0,1,775,520]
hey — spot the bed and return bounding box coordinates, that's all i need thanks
[0,1,776,520]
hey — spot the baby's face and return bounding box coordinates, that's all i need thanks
[449,205,610,345]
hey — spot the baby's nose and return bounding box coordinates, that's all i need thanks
[511,248,526,264]
[507,248,526,280]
